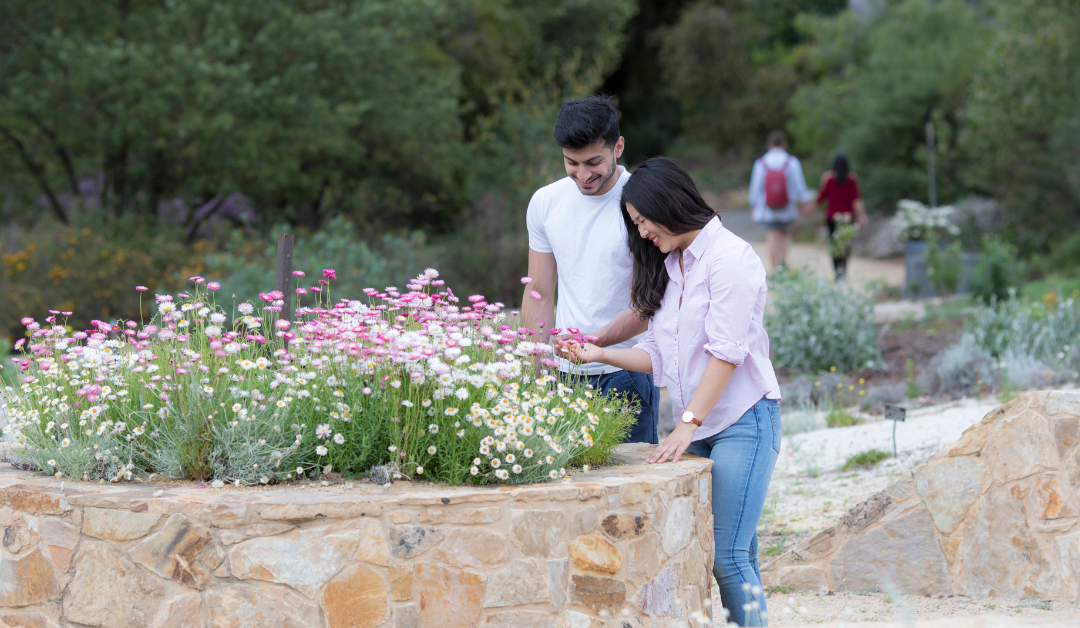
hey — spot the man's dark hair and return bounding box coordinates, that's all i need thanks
[554,95,621,150]
[767,129,788,148]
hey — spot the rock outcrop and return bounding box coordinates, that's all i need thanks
[763,391,1080,598]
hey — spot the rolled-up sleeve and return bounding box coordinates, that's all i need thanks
[632,323,665,388]
[703,249,765,367]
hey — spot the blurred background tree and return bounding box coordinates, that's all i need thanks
[1,0,1078,340]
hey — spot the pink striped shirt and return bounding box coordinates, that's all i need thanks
[634,216,781,441]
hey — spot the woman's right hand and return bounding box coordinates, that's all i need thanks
[557,341,605,364]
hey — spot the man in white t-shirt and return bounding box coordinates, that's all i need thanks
[748,130,812,269]
[522,96,658,444]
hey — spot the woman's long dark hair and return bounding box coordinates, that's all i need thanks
[621,157,718,319]
[833,154,850,185]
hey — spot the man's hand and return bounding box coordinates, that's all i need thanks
[556,341,604,364]
[647,422,698,464]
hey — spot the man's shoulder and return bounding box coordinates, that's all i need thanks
[531,176,576,202]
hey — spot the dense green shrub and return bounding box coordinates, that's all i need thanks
[917,334,998,398]
[969,236,1021,304]
[925,239,964,296]
[964,290,1080,380]
[765,268,882,373]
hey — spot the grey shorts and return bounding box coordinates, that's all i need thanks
[760,220,795,234]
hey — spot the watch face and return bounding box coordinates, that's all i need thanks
[681,412,694,423]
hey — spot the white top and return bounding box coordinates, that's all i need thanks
[527,168,640,375]
[747,148,812,223]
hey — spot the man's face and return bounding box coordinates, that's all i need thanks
[562,137,625,196]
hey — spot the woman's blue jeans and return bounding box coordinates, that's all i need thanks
[686,397,780,627]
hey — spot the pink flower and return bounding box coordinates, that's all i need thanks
[318,279,328,286]
[530,291,542,300]
[13,339,26,351]
[207,282,221,291]
[275,320,291,331]
[20,317,34,326]
[296,288,307,295]
[468,295,485,303]
[310,287,321,293]
[135,286,148,292]
[189,276,205,284]
[292,271,306,277]
[521,277,533,284]
[362,387,373,395]
[323,269,337,280]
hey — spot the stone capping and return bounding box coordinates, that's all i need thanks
[0,443,714,627]
[763,390,1080,599]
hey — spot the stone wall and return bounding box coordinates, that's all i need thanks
[0,443,713,628]
[763,391,1080,598]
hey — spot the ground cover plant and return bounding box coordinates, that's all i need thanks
[1,269,635,486]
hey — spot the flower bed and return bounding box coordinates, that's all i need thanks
[2,269,635,486]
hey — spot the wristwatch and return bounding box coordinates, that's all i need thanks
[681,410,702,427]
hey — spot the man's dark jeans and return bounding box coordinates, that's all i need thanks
[566,369,659,445]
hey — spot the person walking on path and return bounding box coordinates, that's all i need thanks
[521,95,659,444]
[802,154,867,280]
[562,157,782,626]
[748,130,812,270]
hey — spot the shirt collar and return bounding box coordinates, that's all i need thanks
[664,215,722,277]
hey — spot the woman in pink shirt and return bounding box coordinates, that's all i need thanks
[564,157,782,626]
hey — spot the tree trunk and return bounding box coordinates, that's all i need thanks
[0,125,69,224]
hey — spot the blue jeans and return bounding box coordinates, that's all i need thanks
[687,397,780,627]
[569,370,659,444]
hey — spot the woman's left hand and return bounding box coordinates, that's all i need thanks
[647,422,697,464]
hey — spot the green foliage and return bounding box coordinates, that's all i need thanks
[840,449,889,470]
[789,0,993,209]
[960,0,1080,252]
[969,236,1021,304]
[925,238,964,295]
[765,268,883,373]
[0,218,201,339]
[825,409,860,428]
[964,291,1080,378]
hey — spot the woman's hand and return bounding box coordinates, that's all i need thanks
[556,341,605,365]
[647,422,697,464]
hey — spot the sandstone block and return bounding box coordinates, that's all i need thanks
[637,566,678,617]
[621,482,651,505]
[662,498,693,556]
[479,610,555,628]
[955,486,1064,597]
[768,565,828,591]
[568,532,623,574]
[255,498,381,521]
[321,563,388,628]
[1047,391,1080,417]
[389,565,414,601]
[154,591,205,628]
[0,548,57,607]
[568,574,626,615]
[0,488,68,515]
[511,509,566,557]
[229,525,360,597]
[484,558,549,607]
[1054,530,1080,596]
[132,513,222,589]
[571,506,598,536]
[629,532,662,582]
[418,507,501,525]
[601,512,649,540]
[1054,416,1080,458]
[682,541,705,586]
[63,542,165,628]
[390,511,411,524]
[3,517,40,554]
[914,455,988,534]
[947,422,993,457]
[832,503,950,595]
[983,409,1059,483]
[548,558,568,612]
[205,582,322,628]
[82,507,161,541]
[0,612,58,628]
[555,610,604,628]
[210,503,247,528]
[792,526,838,562]
[415,563,486,628]
[393,604,420,628]
[434,528,508,569]
[390,525,444,558]
[1032,475,1077,520]
[355,518,390,566]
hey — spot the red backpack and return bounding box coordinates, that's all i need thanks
[762,156,791,209]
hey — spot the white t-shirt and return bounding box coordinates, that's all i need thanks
[527,167,640,375]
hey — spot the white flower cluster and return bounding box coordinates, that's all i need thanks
[892,199,960,242]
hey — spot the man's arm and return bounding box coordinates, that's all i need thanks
[591,307,648,347]
[521,248,557,345]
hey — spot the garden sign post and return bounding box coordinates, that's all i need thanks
[276,234,294,322]
[885,404,906,458]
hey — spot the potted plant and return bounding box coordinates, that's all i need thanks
[892,200,959,299]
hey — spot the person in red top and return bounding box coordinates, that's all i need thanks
[803,154,867,279]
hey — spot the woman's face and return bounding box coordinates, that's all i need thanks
[626,202,679,254]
